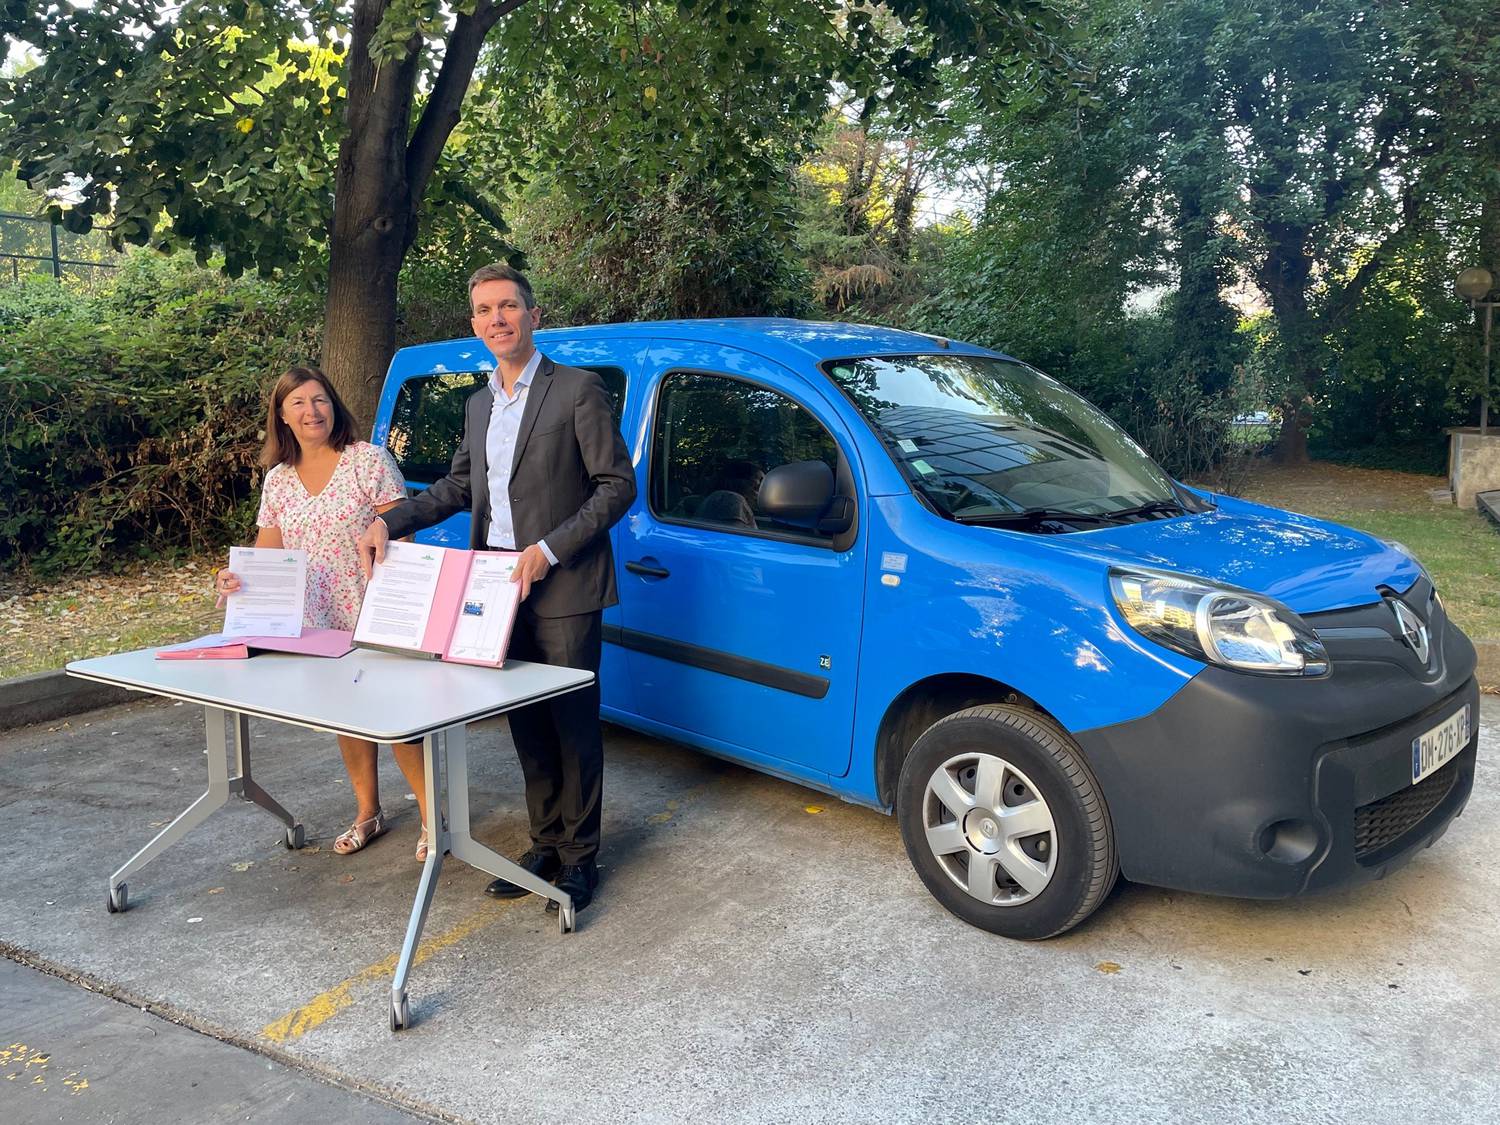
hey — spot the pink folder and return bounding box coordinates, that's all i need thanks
[155,628,354,661]
[157,642,250,660]
[247,628,355,658]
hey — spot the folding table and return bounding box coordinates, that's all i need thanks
[65,647,594,1030]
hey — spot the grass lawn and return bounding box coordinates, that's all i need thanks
[2,460,1494,681]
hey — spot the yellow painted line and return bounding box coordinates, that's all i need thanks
[261,903,507,1044]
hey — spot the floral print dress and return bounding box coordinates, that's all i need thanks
[256,441,406,631]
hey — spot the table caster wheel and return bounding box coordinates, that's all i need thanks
[390,995,409,1032]
[284,823,305,850]
[107,883,128,913]
[558,903,575,934]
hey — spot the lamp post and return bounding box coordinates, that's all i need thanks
[1457,266,1496,435]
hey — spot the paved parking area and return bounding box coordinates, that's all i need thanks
[1,694,1496,1124]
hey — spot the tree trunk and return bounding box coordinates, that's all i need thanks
[1256,226,1319,465]
[320,0,423,430]
[1272,333,1320,465]
[317,0,522,429]
[890,139,918,261]
[1274,376,1313,465]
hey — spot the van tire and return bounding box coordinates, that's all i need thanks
[897,704,1117,940]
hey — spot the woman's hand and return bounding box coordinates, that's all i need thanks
[214,569,242,608]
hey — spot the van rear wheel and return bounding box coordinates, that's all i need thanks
[897,704,1117,940]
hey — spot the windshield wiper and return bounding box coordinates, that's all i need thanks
[1103,499,1189,520]
[955,506,1124,527]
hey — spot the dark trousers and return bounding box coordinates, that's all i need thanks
[505,603,603,866]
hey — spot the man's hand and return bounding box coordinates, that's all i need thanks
[510,543,552,601]
[356,518,390,579]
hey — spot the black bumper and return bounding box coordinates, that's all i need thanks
[1075,581,1479,898]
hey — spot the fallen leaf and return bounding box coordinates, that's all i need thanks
[231,861,254,872]
[1095,961,1122,974]
[206,887,224,895]
[339,874,354,884]
[805,805,824,814]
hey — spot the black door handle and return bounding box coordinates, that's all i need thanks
[625,560,670,578]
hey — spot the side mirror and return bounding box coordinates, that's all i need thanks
[759,460,835,525]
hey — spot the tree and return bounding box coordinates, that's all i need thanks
[1173,0,1499,462]
[0,0,1068,425]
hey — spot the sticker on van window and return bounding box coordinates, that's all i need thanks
[911,459,936,475]
[897,438,919,453]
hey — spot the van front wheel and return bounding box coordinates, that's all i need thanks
[897,705,1117,940]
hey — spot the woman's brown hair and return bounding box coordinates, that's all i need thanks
[259,366,358,468]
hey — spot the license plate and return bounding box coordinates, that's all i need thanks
[1412,704,1470,785]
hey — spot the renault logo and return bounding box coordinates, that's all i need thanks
[1390,600,1430,663]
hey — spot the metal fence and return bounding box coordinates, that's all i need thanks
[0,210,119,285]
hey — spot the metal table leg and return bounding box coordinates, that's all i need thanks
[231,712,306,849]
[107,707,305,913]
[107,706,230,913]
[389,722,573,1032]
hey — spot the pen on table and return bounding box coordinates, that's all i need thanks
[352,667,364,684]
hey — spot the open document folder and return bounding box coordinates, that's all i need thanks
[353,542,522,667]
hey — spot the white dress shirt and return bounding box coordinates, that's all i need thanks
[484,350,556,563]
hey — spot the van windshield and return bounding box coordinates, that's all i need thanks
[825,353,1187,527]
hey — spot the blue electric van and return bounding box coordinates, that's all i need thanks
[372,320,1478,938]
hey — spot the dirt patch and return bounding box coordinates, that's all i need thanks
[0,557,223,680]
[1239,462,1447,515]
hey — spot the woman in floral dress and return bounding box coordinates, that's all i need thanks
[217,367,434,860]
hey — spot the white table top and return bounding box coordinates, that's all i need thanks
[66,647,594,742]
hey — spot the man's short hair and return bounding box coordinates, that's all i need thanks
[467,263,535,310]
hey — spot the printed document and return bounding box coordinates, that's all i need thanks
[223,547,307,637]
[354,541,445,650]
[445,553,521,664]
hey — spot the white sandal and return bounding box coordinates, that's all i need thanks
[414,817,446,863]
[333,810,387,855]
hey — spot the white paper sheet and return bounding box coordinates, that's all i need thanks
[223,547,308,637]
[353,540,445,650]
[445,553,520,663]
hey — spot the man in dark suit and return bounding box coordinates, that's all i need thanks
[357,263,635,914]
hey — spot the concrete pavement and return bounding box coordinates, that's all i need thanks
[0,958,428,1124]
[0,692,1496,1124]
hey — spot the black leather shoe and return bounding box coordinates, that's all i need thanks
[545,863,599,915]
[484,848,561,899]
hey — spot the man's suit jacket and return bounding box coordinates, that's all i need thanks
[381,355,636,618]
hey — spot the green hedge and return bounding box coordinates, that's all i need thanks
[0,254,320,574]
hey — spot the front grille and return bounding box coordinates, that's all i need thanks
[1353,759,1460,861]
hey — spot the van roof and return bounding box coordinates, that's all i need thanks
[389,317,1002,375]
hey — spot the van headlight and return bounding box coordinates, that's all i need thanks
[1109,569,1329,676]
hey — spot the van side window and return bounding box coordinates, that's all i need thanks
[651,372,840,540]
[387,366,627,485]
[386,371,488,485]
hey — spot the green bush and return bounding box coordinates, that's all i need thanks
[0,252,320,573]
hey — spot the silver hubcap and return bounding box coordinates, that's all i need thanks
[922,752,1057,906]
